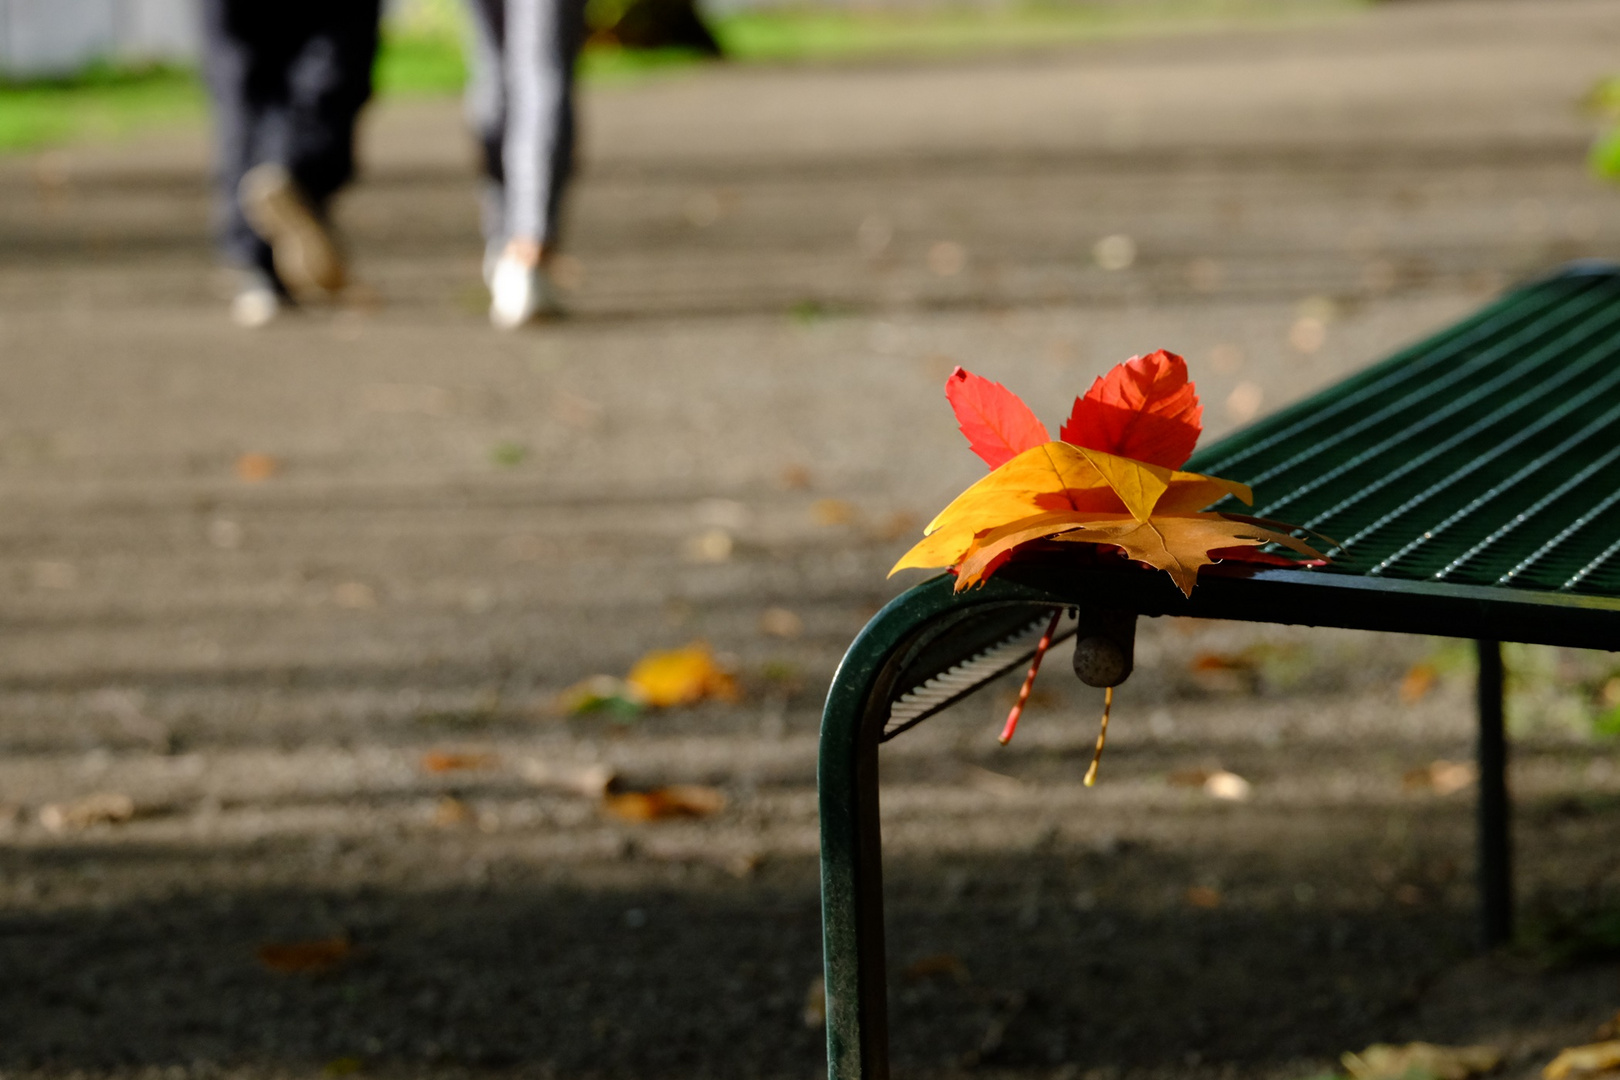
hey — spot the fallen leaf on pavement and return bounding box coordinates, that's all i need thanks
[1204,770,1252,801]
[420,750,496,773]
[1168,768,1215,787]
[1401,661,1439,704]
[683,528,734,564]
[779,463,813,490]
[38,792,135,831]
[626,643,739,708]
[803,976,827,1029]
[1403,760,1477,796]
[903,953,969,981]
[1187,650,1263,694]
[1169,769,1251,801]
[257,936,352,974]
[519,759,616,798]
[1190,651,1258,673]
[556,674,646,717]
[1342,1042,1500,1080]
[602,784,726,823]
[432,795,472,826]
[234,452,279,482]
[490,441,527,466]
[1544,1040,1620,1079]
[759,607,804,639]
[872,509,919,541]
[726,852,763,878]
[812,498,857,526]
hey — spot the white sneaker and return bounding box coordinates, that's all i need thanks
[229,269,281,328]
[488,253,556,329]
[239,163,345,299]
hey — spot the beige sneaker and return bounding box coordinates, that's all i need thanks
[238,163,345,299]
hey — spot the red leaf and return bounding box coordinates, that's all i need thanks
[1208,546,1327,567]
[1060,350,1203,468]
[945,367,1050,470]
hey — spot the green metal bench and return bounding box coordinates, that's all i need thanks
[818,261,1620,1080]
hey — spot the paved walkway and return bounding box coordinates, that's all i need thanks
[1,2,1619,1076]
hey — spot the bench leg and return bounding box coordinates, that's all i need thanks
[1476,639,1513,949]
[820,694,890,1080]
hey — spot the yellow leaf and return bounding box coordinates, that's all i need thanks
[626,642,739,708]
[892,442,1253,577]
[895,443,1116,575]
[1155,472,1252,513]
[1342,1043,1500,1080]
[1544,1040,1620,1080]
[601,784,727,822]
[1075,446,1170,521]
[947,511,1107,587]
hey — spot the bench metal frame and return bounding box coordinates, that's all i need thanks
[818,561,1620,1080]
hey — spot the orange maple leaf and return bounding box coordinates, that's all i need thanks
[955,509,1324,596]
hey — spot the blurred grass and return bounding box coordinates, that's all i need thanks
[0,0,1365,155]
[712,0,1363,60]
[0,63,204,153]
[1587,75,1620,181]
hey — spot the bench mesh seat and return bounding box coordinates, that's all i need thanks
[1191,263,1620,595]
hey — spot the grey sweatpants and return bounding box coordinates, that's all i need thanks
[464,0,585,249]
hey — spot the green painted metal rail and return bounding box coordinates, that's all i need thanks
[818,262,1620,1080]
[1188,261,1620,593]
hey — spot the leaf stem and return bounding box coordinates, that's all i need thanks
[1082,686,1114,787]
[998,608,1063,745]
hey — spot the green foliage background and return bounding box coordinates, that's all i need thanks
[0,0,1364,154]
[1588,76,1620,181]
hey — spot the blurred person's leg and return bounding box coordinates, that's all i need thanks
[199,0,302,321]
[284,1,381,209]
[466,0,583,329]
[464,0,510,275]
[239,0,380,302]
[201,0,380,324]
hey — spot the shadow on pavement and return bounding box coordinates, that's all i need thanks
[4,840,1579,1078]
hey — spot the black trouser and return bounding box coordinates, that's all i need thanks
[199,0,381,273]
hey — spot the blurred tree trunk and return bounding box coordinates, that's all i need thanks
[591,0,721,54]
